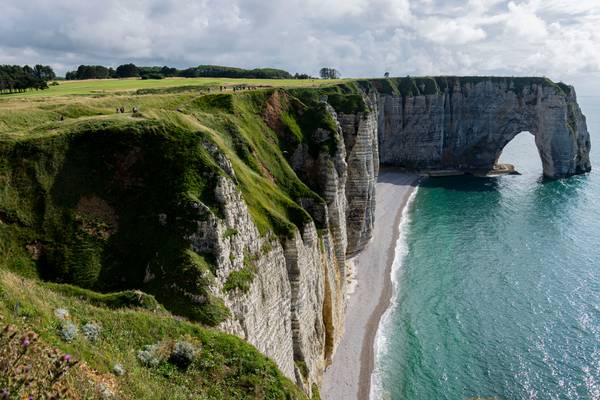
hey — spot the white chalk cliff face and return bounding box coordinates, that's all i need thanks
[376,79,591,178]
[184,78,591,396]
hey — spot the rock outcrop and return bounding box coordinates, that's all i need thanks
[374,77,591,178]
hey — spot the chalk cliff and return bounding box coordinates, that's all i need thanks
[373,77,591,178]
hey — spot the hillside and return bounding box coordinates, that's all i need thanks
[0,79,366,399]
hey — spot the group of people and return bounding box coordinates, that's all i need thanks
[216,85,258,92]
[115,106,139,113]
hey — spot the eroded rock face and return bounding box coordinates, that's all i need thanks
[338,93,380,256]
[188,142,347,397]
[188,174,297,379]
[376,80,591,178]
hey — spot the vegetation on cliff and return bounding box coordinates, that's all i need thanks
[0,269,306,399]
[0,78,361,398]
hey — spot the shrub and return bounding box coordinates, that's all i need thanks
[223,254,257,294]
[112,363,125,376]
[223,228,238,239]
[47,284,161,311]
[59,321,78,342]
[169,341,196,369]
[54,307,70,320]
[98,382,115,399]
[137,344,162,367]
[81,322,102,342]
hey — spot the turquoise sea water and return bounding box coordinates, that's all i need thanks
[374,96,600,400]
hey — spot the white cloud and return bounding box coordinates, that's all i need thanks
[0,0,599,89]
[503,1,548,40]
[416,18,487,44]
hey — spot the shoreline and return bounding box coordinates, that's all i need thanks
[322,170,420,400]
[358,178,418,400]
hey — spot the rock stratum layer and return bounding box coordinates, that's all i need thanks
[0,76,590,398]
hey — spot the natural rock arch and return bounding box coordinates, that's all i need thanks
[375,77,591,178]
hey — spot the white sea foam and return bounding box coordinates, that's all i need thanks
[369,186,419,400]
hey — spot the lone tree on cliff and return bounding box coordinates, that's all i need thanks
[319,68,340,79]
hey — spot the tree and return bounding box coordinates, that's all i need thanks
[115,63,139,78]
[294,73,312,79]
[319,68,339,80]
[0,65,51,94]
[33,65,56,81]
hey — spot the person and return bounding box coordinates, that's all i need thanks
[60,115,64,121]
[132,106,138,113]
[120,107,125,113]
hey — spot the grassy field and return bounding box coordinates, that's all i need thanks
[0,77,346,98]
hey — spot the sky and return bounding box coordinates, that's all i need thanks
[2,0,600,93]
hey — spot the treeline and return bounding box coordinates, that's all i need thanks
[65,63,312,80]
[0,65,56,94]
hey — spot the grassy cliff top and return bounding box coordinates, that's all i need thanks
[1,76,346,99]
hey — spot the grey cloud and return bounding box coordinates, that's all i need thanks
[0,0,598,85]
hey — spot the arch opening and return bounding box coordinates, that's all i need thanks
[496,131,543,176]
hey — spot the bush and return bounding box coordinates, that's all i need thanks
[137,344,162,367]
[169,341,196,369]
[141,73,164,80]
[46,284,161,311]
[59,321,78,342]
[112,363,125,376]
[54,307,70,320]
[81,322,102,342]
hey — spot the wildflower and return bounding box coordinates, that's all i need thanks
[62,354,72,363]
[21,337,30,348]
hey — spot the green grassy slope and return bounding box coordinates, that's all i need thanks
[0,269,306,399]
[0,81,366,399]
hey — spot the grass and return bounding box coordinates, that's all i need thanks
[223,254,258,294]
[0,269,307,399]
[1,77,347,98]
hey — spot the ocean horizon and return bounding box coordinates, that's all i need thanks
[372,95,600,400]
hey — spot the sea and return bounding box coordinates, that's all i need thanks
[372,96,600,400]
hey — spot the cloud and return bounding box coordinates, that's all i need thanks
[0,0,598,88]
[416,18,487,44]
[504,1,548,40]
